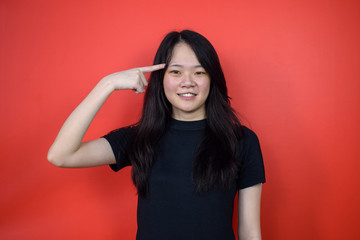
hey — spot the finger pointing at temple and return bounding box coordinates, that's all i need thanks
[140,63,166,74]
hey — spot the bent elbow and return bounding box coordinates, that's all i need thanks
[47,150,66,168]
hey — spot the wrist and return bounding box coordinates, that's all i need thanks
[97,76,116,94]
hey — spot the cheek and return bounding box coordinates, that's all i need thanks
[163,76,178,94]
[199,78,211,96]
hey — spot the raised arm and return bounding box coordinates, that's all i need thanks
[238,183,263,240]
[47,64,166,168]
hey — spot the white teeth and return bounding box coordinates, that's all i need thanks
[179,93,196,97]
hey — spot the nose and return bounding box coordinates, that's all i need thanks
[180,73,196,87]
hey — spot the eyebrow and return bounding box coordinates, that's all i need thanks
[168,63,203,68]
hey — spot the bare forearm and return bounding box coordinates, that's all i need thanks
[238,184,263,240]
[238,227,261,240]
[47,78,114,165]
[239,235,261,240]
[47,64,165,167]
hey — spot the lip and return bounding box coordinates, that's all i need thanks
[177,92,197,99]
[177,92,197,96]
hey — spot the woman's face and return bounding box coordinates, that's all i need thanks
[163,42,210,121]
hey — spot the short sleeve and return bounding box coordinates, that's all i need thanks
[101,126,134,172]
[237,127,266,189]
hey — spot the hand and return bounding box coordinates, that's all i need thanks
[102,63,166,94]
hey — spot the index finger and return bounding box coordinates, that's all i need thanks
[139,63,166,74]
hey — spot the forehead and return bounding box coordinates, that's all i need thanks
[169,43,201,67]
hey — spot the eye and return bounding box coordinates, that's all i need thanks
[170,70,181,75]
[195,71,206,75]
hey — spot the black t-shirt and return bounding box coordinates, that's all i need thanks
[103,119,265,240]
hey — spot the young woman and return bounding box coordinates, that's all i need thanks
[48,30,265,240]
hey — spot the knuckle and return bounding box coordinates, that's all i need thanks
[135,68,142,75]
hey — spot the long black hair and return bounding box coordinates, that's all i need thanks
[129,30,243,198]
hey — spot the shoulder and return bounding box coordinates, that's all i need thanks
[241,126,260,144]
[103,125,137,138]
[236,126,263,162]
[235,125,261,147]
[236,126,266,188]
[101,125,138,168]
[102,125,138,149]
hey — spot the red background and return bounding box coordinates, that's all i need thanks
[1,0,359,239]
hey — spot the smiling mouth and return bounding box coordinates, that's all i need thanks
[178,93,197,97]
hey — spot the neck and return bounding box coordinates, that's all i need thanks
[171,113,206,121]
[171,107,206,121]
